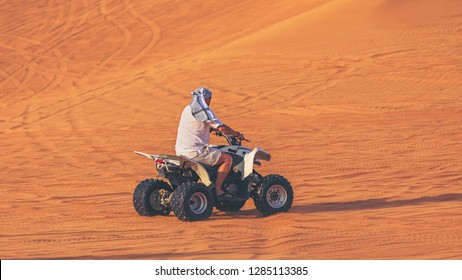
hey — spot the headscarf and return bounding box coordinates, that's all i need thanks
[190,87,218,123]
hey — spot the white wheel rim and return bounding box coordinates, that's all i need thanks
[266,185,287,209]
[189,192,208,215]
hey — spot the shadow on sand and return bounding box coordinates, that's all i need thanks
[211,208,261,219]
[290,193,462,214]
[210,193,462,219]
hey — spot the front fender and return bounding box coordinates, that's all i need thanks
[179,156,212,187]
[243,148,271,179]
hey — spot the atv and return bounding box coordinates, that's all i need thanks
[133,131,293,222]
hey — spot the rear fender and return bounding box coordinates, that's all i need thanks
[134,151,155,160]
[243,148,271,179]
[179,156,212,187]
[134,151,210,185]
[134,151,180,165]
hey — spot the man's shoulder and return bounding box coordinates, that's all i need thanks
[179,104,194,121]
[180,104,191,114]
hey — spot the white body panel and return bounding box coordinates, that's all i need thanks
[242,147,271,178]
[134,145,270,184]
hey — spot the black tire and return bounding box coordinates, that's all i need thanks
[133,179,173,216]
[171,181,214,222]
[215,200,246,212]
[253,174,293,216]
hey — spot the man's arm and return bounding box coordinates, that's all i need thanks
[216,124,244,139]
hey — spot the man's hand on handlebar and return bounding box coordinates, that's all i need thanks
[210,128,223,136]
[235,132,250,142]
[213,125,250,143]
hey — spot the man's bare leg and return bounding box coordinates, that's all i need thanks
[214,152,233,196]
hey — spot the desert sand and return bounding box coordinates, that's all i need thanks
[1,0,461,259]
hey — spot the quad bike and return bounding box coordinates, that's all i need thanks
[132,131,293,222]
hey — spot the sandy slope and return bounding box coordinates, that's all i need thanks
[1,0,462,259]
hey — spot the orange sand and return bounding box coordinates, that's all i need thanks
[1,0,462,259]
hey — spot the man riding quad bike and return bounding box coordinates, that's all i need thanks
[133,132,293,222]
[133,87,293,222]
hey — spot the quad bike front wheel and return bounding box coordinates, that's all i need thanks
[133,179,173,216]
[253,174,293,216]
[171,181,214,222]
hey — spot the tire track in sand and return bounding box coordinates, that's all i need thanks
[0,0,78,100]
[124,0,161,66]
[96,0,132,67]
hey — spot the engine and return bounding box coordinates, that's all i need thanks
[222,181,240,195]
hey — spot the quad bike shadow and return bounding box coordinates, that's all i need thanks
[133,132,293,222]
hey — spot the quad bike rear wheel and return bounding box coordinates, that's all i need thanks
[253,174,293,216]
[133,179,172,216]
[171,181,214,222]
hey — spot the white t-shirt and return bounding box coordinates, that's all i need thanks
[175,105,223,156]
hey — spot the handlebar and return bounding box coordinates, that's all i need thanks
[210,128,250,146]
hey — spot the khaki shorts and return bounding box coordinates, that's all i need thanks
[187,146,222,166]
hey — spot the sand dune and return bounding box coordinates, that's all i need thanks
[1,0,462,259]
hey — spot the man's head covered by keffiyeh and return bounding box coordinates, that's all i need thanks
[192,87,212,99]
[190,87,220,123]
